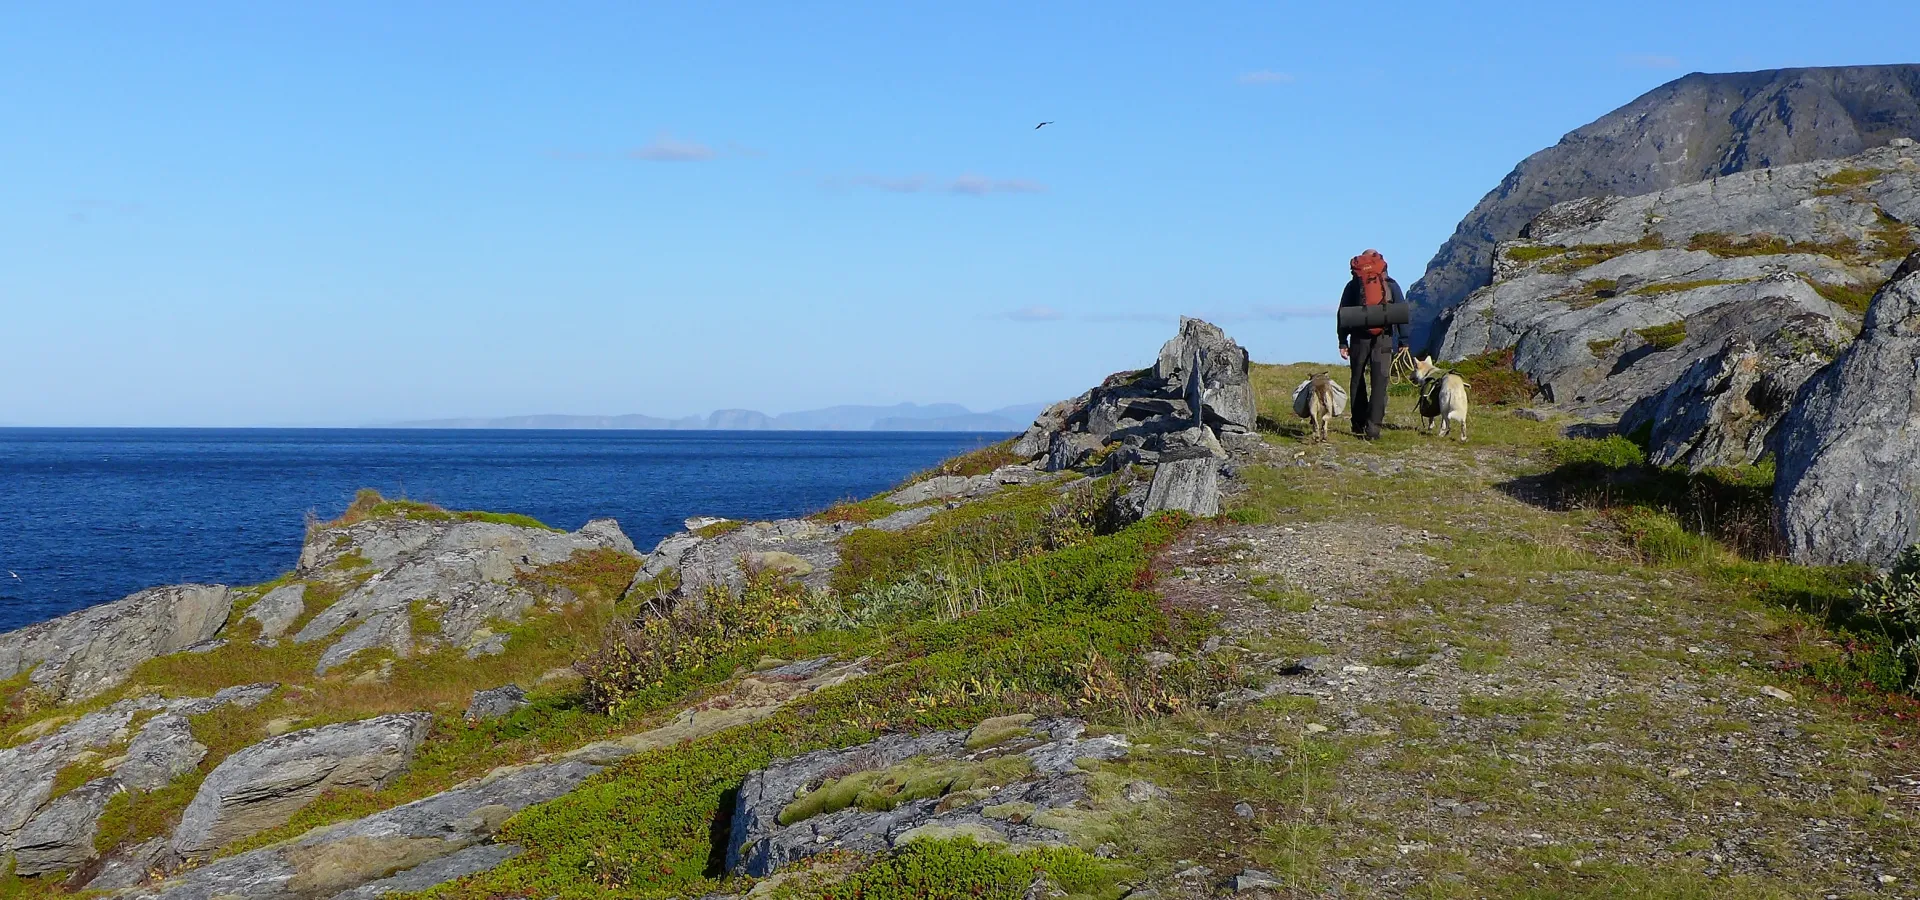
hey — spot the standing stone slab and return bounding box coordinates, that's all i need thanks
[172,713,432,856]
[1775,253,1920,567]
[1144,457,1221,517]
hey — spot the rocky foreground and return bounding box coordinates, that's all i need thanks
[0,297,1917,898]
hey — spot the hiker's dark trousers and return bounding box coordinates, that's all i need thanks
[1348,333,1391,437]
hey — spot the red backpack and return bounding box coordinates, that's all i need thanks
[1350,250,1389,335]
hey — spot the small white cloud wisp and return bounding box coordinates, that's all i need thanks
[1236,70,1296,85]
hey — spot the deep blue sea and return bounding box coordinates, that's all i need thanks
[0,429,1010,633]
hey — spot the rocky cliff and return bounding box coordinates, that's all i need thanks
[1410,65,1920,349]
[1438,140,1919,470]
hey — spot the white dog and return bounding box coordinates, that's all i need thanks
[1412,356,1471,441]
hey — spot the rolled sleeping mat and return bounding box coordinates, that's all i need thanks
[1337,302,1412,333]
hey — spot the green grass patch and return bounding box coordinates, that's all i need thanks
[316,488,556,533]
[1536,234,1666,274]
[902,440,1024,485]
[1451,348,1539,406]
[696,520,746,539]
[1807,278,1879,317]
[774,837,1128,900]
[1630,278,1749,296]
[1813,167,1885,195]
[1587,338,1619,357]
[777,755,1033,825]
[809,497,904,525]
[1634,321,1687,350]
[1686,231,1861,260]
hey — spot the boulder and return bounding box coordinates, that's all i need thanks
[726,718,1133,878]
[82,837,178,891]
[464,685,528,724]
[1155,318,1256,432]
[118,714,209,791]
[122,761,597,899]
[1010,319,1255,473]
[0,584,234,704]
[243,584,307,644]
[292,518,635,673]
[1775,253,1920,566]
[172,713,432,855]
[628,518,851,608]
[10,777,124,875]
[1616,300,1848,469]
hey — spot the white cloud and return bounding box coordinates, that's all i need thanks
[949,174,1047,195]
[1006,305,1064,322]
[827,173,1047,195]
[1237,70,1296,85]
[628,134,718,162]
[1620,54,1680,70]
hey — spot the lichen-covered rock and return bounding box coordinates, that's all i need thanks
[125,762,597,899]
[628,518,851,607]
[172,713,432,855]
[1144,457,1221,517]
[1009,318,1255,475]
[1775,253,1920,566]
[0,584,234,704]
[1435,142,1918,445]
[243,584,307,644]
[464,685,528,723]
[292,518,635,673]
[10,776,124,875]
[1615,301,1848,469]
[726,718,1136,878]
[118,713,209,791]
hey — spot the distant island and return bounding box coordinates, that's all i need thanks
[375,401,1047,432]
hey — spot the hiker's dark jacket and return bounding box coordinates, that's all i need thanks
[1336,275,1406,350]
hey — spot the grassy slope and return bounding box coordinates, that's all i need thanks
[6,371,1919,899]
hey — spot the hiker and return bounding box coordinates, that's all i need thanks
[1337,249,1406,440]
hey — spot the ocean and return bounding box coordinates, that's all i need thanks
[0,428,1012,633]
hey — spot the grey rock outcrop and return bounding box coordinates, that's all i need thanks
[0,584,233,704]
[464,685,528,723]
[119,713,211,791]
[1009,318,1253,473]
[629,518,851,608]
[11,776,124,875]
[293,518,635,673]
[1436,143,1917,459]
[726,718,1136,878]
[1143,458,1222,517]
[83,837,177,891]
[0,685,273,875]
[243,584,307,644]
[1410,65,1920,348]
[1618,310,1847,470]
[126,760,597,899]
[172,713,432,855]
[1775,253,1920,567]
[886,465,1047,506]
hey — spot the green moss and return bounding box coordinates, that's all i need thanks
[47,756,112,801]
[1686,231,1861,260]
[901,440,1025,486]
[778,755,1034,826]
[317,489,557,532]
[1630,278,1749,296]
[964,713,1037,750]
[1869,209,1918,261]
[772,837,1128,900]
[1813,167,1885,195]
[1808,278,1880,317]
[409,600,444,638]
[809,497,904,525]
[1536,234,1665,274]
[1634,320,1688,350]
[1587,338,1620,357]
[695,519,746,539]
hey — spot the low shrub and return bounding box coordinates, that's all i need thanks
[314,488,555,533]
[578,566,806,715]
[790,837,1126,900]
[1449,348,1539,406]
[904,440,1025,485]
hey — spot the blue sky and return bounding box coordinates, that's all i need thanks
[2,2,1912,426]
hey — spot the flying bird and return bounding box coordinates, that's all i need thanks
[1035,121,1053,130]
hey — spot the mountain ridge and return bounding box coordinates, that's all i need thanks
[1408,63,1920,349]
[375,402,1046,432]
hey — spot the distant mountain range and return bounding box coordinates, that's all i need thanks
[376,402,1047,432]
